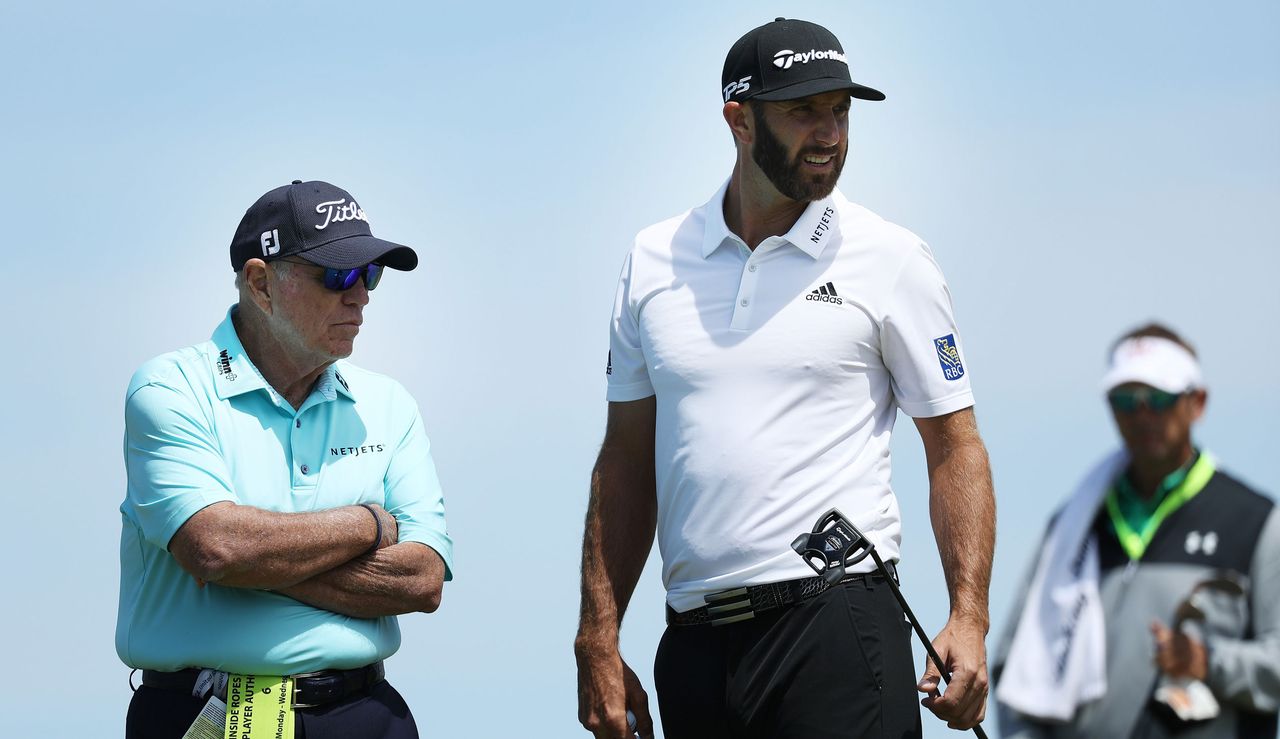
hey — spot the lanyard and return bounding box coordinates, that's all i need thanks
[1105,454,1216,561]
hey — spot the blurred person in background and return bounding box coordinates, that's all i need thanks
[995,323,1280,738]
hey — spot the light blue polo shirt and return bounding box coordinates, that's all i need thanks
[116,308,454,674]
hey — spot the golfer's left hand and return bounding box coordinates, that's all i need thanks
[917,615,989,730]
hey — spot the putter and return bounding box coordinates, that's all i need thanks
[1172,575,1246,630]
[1153,573,1248,722]
[792,508,990,739]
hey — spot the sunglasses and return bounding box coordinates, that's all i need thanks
[1107,387,1185,414]
[322,263,383,291]
[280,259,383,291]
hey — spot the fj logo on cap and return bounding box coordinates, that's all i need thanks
[260,229,281,257]
[772,49,847,70]
[934,335,964,381]
[314,199,369,231]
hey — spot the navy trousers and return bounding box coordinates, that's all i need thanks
[125,679,419,738]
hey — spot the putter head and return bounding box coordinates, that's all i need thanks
[1193,575,1247,598]
[791,508,873,585]
[1173,600,1206,626]
[1172,573,1248,629]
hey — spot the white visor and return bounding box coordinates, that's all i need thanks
[1100,336,1203,394]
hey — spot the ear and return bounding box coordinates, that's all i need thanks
[241,258,274,314]
[1188,388,1208,422]
[723,101,753,147]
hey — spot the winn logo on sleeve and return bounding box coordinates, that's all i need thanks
[933,334,965,381]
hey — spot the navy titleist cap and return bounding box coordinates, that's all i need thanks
[229,180,418,272]
[721,18,885,104]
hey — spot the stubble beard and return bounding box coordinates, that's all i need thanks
[749,105,845,202]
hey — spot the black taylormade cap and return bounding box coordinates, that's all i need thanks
[229,180,418,272]
[721,18,885,104]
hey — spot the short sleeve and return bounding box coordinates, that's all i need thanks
[605,249,655,402]
[383,395,455,581]
[880,242,976,418]
[124,383,239,550]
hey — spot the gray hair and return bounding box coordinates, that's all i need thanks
[235,259,295,292]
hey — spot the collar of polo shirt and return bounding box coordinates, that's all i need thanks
[700,179,844,259]
[210,307,355,405]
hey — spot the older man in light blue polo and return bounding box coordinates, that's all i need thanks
[116,180,453,738]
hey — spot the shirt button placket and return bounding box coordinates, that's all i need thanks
[733,256,759,330]
[292,412,310,484]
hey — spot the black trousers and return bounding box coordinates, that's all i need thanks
[655,578,923,739]
[125,679,419,738]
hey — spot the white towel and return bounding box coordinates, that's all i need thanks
[996,450,1128,721]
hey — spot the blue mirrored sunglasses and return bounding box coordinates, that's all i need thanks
[1107,387,1183,414]
[322,263,383,291]
[280,259,383,291]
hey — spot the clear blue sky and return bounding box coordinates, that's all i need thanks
[1,2,1276,737]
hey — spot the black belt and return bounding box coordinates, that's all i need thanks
[141,661,385,709]
[667,562,898,627]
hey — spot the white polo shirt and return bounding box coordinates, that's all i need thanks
[607,182,975,612]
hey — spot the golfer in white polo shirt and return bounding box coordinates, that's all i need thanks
[574,17,995,739]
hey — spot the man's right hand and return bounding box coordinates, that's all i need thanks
[576,646,654,739]
[575,399,659,738]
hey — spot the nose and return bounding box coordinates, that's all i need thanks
[814,109,843,148]
[343,278,370,307]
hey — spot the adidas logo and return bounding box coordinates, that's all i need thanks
[805,282,843,305]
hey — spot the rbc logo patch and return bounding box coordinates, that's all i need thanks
[934,334,965,381]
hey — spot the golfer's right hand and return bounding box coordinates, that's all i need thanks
[575,649,654,739]
[917,615,988,730]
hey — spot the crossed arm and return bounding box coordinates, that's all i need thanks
[126,379,446,619]
[169,500,445,617]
